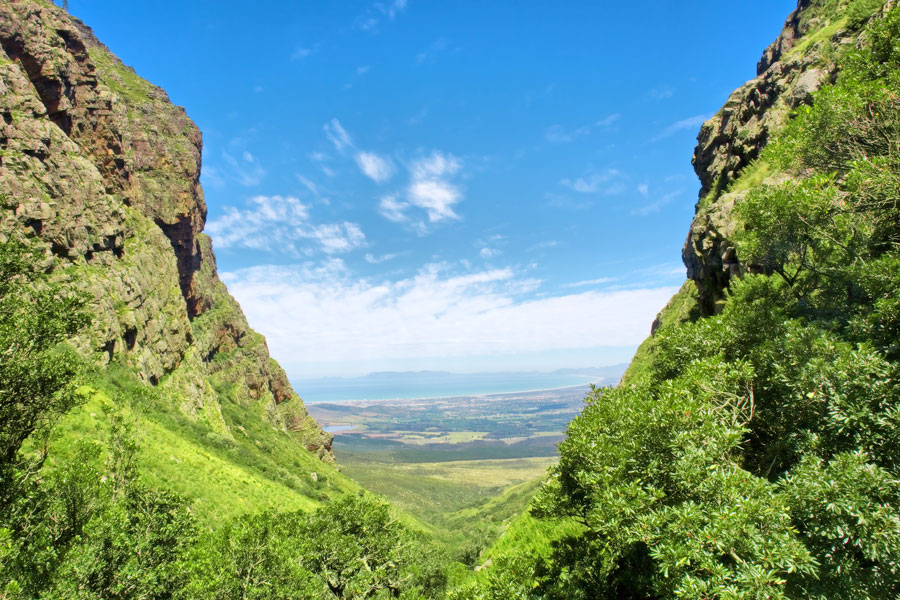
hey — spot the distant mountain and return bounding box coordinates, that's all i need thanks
[294,365,628,404]
[300,364,628,384]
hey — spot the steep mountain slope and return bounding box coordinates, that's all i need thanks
[0,0,343,521]
[624,0,893,384]
[0,0,330,458]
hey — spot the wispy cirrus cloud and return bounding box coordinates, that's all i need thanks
[559,169,624,195]
[647,85,675,101]
[296,174,318,195]
[221,149,266,187]
[206,195,365,256]
[562,277,617,288]
[650,114,710,142]
[222,260,676,376]
[308,152,336,178]
[356,0,408,31]
[415,38,450,64]
[324,118,353,152]
[631,188,685,216]
[291,44,318,61]
[364,252,401,264]
[322,118,397,183]
[545,114,621,143]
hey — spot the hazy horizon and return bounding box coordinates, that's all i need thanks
[295,364,627,404]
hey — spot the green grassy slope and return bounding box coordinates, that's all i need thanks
[38,363,359,525]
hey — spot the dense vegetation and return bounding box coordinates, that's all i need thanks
[456,7,900,599]
[0,240,450,599]
[3,3,899,599]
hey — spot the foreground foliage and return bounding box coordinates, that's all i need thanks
[0,240,448,599]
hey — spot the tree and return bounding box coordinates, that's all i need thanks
[0,242,89,470]
[0,241,90,597]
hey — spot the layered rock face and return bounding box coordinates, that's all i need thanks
[0,0,332,459]
[682,0,889,314]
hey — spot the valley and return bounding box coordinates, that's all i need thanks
[307,381,619,545]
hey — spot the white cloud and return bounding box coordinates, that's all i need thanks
[410,151,461,179]
[297,174,318,195]
[378,195,411,223]
[638,183,649,199]
[560,169,623,194]
[632,189,684,216]
[365,252,400,264]
[480,247,501,259]
[291,45,317,61]
[595,113,621,127]
[650,114,710,142]
[562,277,617,288]
[222,150,266,187]
[223,261,677,374]
[357,0,408,31]
[527,240,559,251]
[408,180,461,221]
[356,65,371,76]
[356,151,395,183]
[648,86,675,101]
[388,151,463,225]
[324,118,353,152]
[545,124,591,143]
[206,195,366,256]
[308,222,366,254]
[545,114,620,143]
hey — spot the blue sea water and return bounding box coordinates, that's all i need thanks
[294,367,625,404]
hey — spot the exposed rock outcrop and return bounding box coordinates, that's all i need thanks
[683,0,885,314]
[0,0,331,460]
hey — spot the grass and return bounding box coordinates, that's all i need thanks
[87,47,155,107]
[396,430,490,444]
[785,15,848,63]
[39,362,362,525]
[621,281,699,385]
[339,452,555,521]
[725,157,775,195]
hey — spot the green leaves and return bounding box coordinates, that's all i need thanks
[190,494,448,599]
[0,241,90,466]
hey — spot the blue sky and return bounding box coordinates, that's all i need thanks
[71,0,796,378]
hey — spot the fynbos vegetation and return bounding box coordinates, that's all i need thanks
[2,0,898,598]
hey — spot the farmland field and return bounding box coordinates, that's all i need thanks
[307,383,611,543]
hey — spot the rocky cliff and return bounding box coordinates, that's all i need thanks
[623,0,893,384]
[0,0,332,460]
[683,0,893,314]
